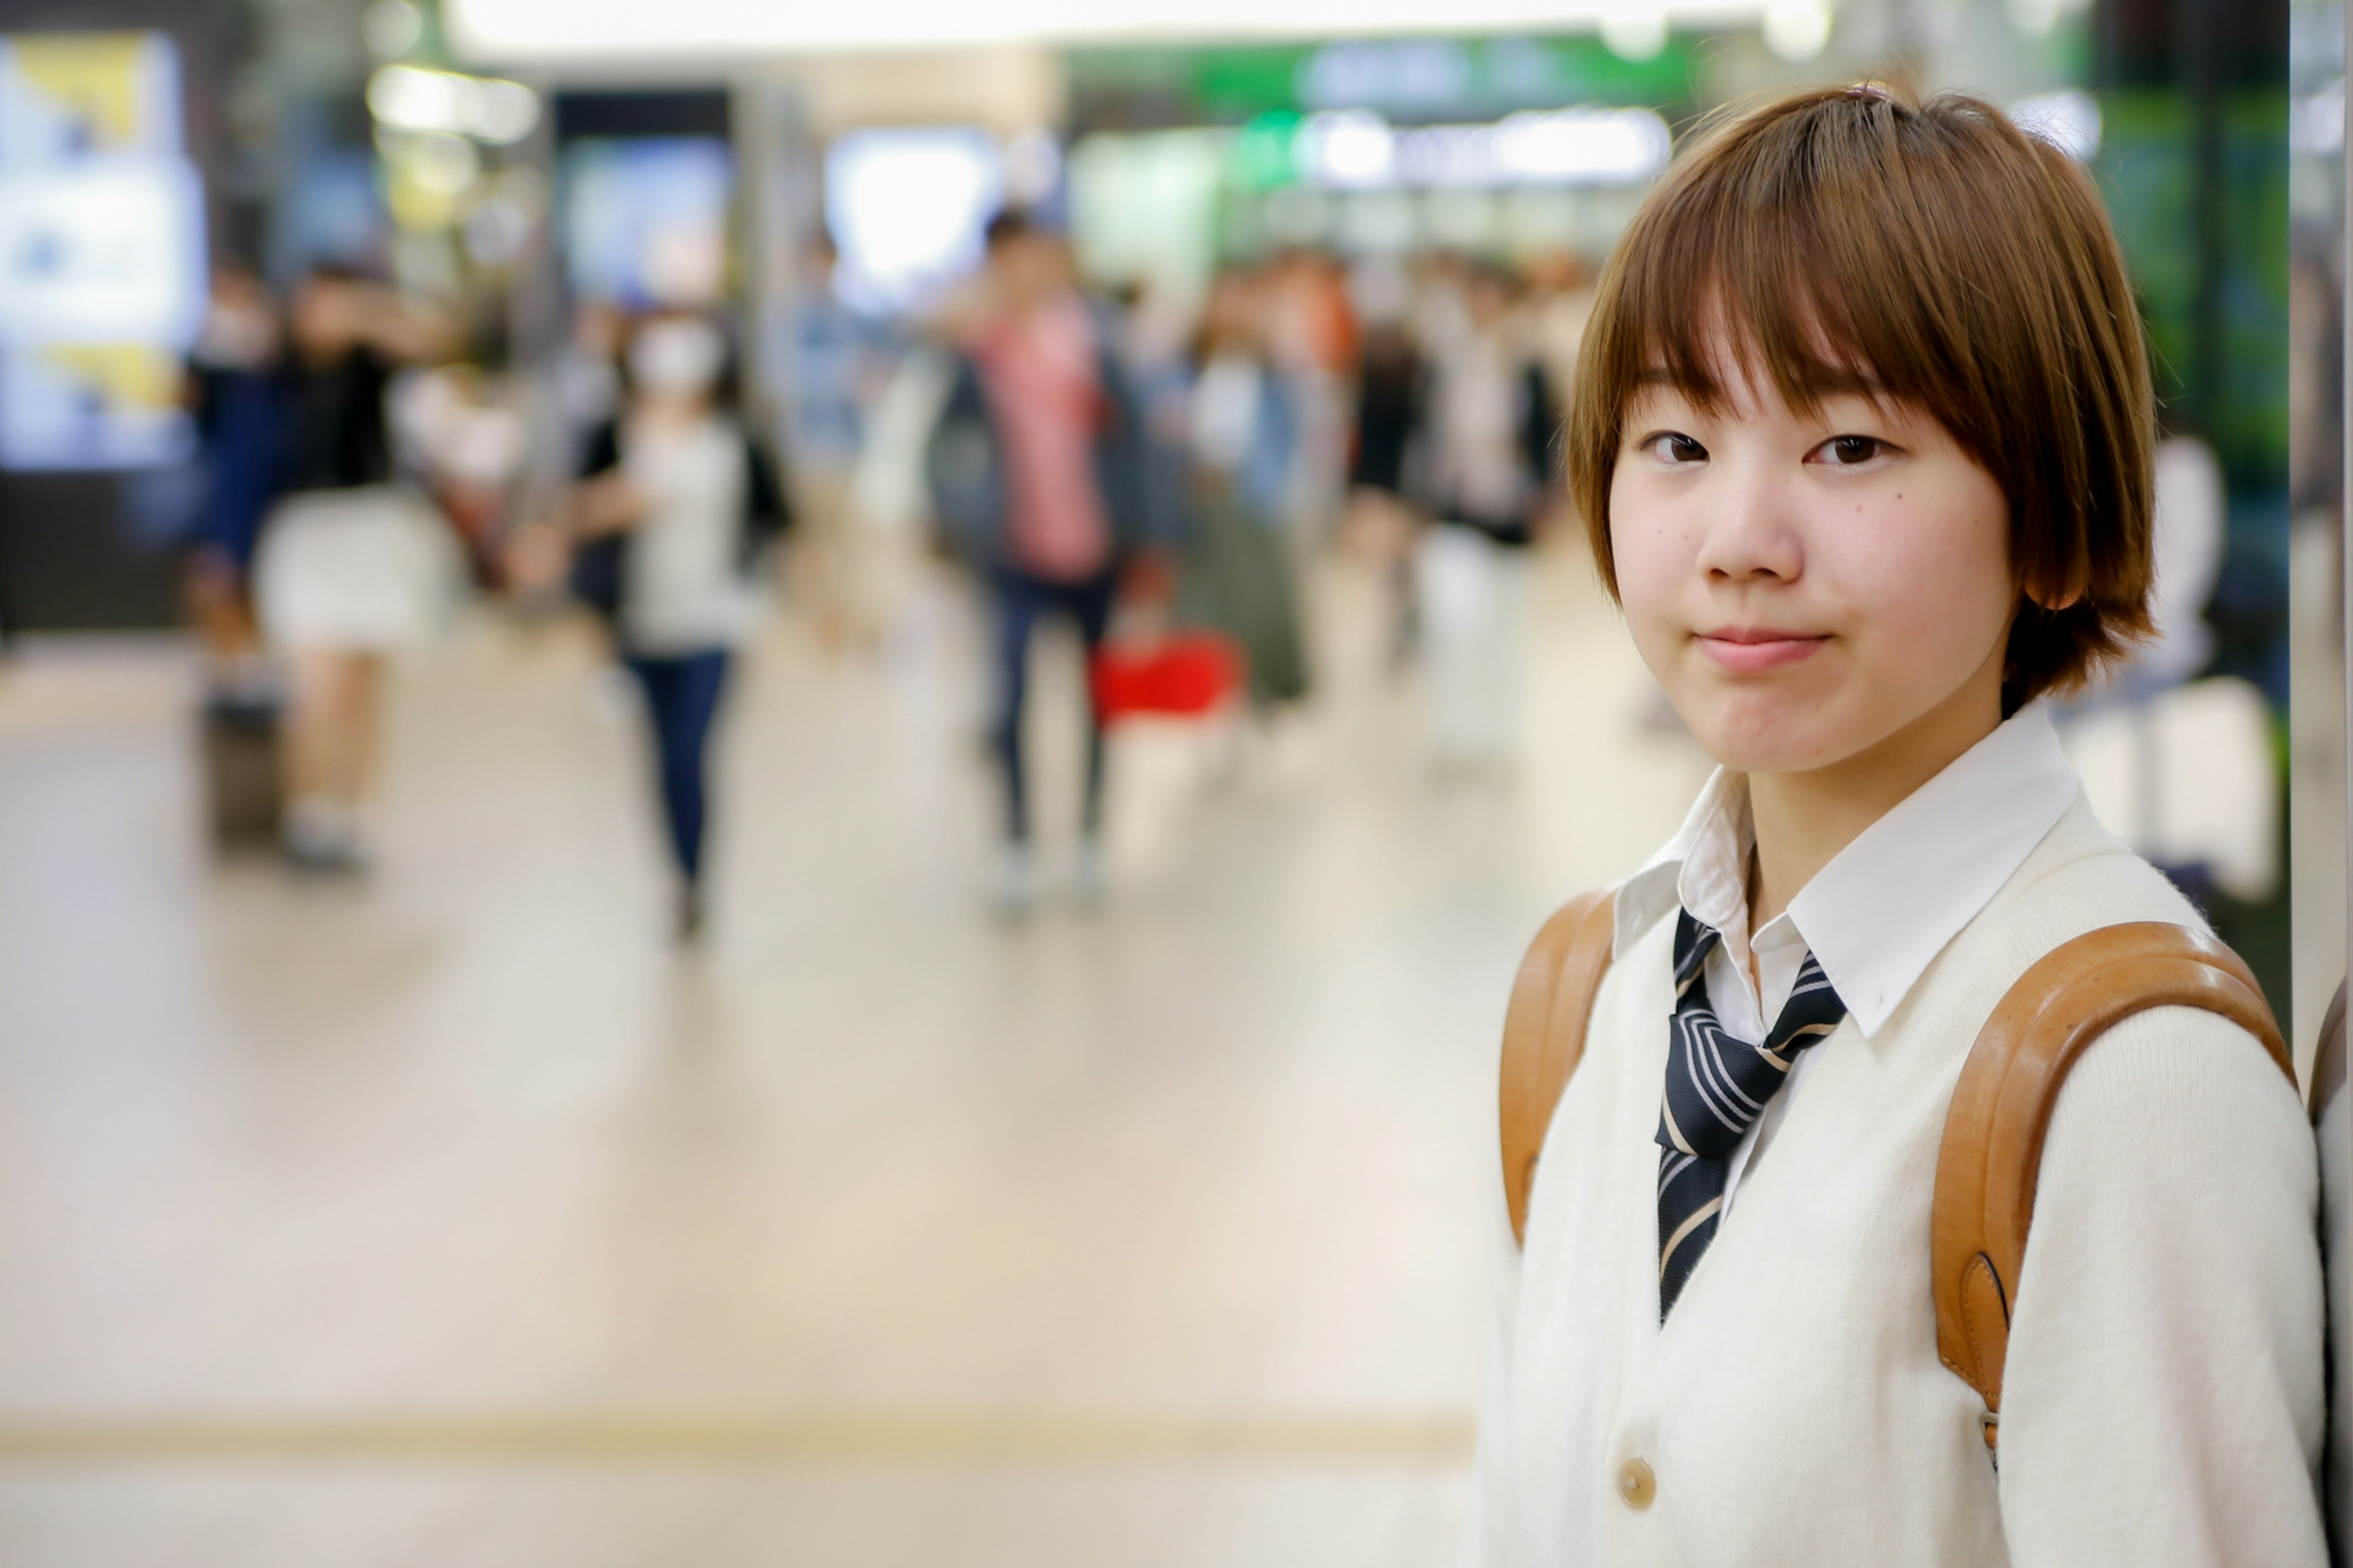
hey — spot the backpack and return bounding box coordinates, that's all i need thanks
[2313,987,2347,1564]
[1498,889,2294,1457]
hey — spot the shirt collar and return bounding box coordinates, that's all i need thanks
[1612,703,2082,1037]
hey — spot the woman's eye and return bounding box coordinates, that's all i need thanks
[1817,434,1887,466]
[1642,433,1707,465]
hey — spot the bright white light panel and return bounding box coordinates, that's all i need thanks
[826,128,1003,315]
[452,0,1768,58]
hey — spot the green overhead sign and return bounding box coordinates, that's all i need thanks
[1069,36,1697,124]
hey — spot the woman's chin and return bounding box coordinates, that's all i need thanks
[1679,697,1865,778]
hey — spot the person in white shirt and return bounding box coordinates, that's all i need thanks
[1466,83,2324,1566]
[572,315,789,940]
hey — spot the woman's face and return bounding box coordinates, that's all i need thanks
[628,319,722,402]
[1608,357,2017,777]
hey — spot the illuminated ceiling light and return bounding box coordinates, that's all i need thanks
[1298,111,1396,188]
[2010,89,2101,161]
[1306,107,1671,189]
[1762,0,1832,60]
[368,64,540,145]
[1599,0,1669,61]
[452,0,1776,56]
[1495,107,1672,183]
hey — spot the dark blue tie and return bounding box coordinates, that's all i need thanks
[1656,909,1848,1319]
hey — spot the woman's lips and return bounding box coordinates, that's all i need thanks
[1696,629,1830,673]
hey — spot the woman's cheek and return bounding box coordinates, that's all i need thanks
[1846,502,2009,692]
[1613,545,1682,668]
[1610,504,1683,637]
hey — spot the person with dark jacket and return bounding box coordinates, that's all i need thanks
[1406,262,1558,767]
[572,314,789,940]
[185,264,287,695]
[925,211,1154,914]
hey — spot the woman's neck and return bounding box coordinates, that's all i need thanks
[632,394,710,433]
[1743,644,2007,931]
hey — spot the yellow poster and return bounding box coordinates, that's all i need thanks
[1,32,181,159]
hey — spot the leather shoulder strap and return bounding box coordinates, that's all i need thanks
[2313,979,2346,1128]
[1931,921,2292,1453]
[1500,889,1618,1247]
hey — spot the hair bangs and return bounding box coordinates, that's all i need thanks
[1612,204,1909,428]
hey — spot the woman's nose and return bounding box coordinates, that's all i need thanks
[1692,463,1803,583]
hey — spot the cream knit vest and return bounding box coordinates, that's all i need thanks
[1469,793,2326,1567]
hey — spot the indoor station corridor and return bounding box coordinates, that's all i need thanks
[0,0,2323,1558]
[0,545,1708,1565]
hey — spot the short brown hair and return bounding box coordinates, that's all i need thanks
[1566,83,2155,706]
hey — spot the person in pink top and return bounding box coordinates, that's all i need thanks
[926,211,1155,914]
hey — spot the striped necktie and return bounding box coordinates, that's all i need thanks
[1656,909,1848,1320]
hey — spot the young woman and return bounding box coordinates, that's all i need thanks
[251,267,457,873]
[1466,85,2324,1564]
[572,314,788,940]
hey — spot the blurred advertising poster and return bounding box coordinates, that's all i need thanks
[0,31,204,471]
[827,128,1005,316]
[560,137,732,308]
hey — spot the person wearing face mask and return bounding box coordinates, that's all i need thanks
[570,314,790,941]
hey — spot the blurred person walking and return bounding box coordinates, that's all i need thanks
[1523,250,1596,428]
[1262,249,1358,539]
[1349,317,1422,510]
[508,301,630,612]
[1179,268,1310,712]
[185,263,292,850]
[926,211,1151,914]
[570,315,790,941]
[185,263,287,694]
[1346,306,1426,671]
[251,267,460,873]
[554,301,627,466]
[1408,261,1558,768]
[781,234,895,654]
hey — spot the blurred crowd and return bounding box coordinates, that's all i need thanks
[172,203,2266,940]
[176,213,1612,935]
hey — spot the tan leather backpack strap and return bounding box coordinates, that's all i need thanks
[1501,890,1618,1247]
[1931,921,2292,1454]
[2312,980,2346,1128]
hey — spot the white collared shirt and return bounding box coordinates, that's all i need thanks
[1610,702,2082,1213]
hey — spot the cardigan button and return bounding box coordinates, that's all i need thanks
[1616,1457,1656,1509]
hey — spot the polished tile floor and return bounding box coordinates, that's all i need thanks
[0,545,1707,1565]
